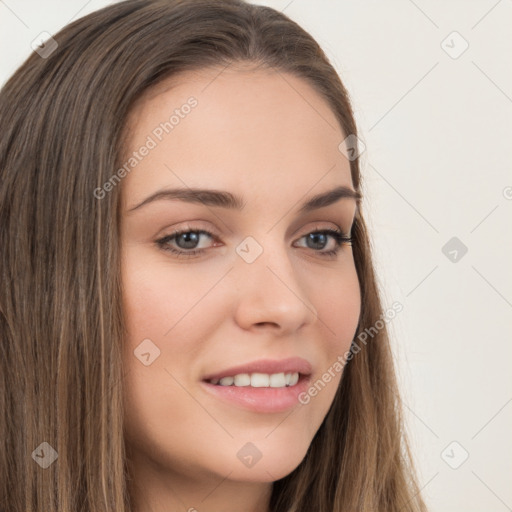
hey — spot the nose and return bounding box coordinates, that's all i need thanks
[231,241,318,334]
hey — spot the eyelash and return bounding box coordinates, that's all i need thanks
[155,226,353,259]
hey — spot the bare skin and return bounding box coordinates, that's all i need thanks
[119,63,361,512]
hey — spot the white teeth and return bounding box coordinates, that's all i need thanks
[269,373,286,387]
[251,373,269,387]
[234,373,251,386]
[209,372,300,388]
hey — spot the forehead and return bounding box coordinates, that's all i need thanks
[121,65,353,207]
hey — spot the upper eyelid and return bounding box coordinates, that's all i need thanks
[160,218,352,237]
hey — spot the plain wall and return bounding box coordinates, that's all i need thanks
[1,1,511,510]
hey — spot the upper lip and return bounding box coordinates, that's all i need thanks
[202,357,313,381]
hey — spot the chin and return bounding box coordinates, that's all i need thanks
[216,441,309,483]
[227,461,302,483]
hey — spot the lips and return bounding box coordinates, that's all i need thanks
[201,357,313,382]
[200,372,312,413]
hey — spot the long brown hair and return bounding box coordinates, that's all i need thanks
[0,1,427,510]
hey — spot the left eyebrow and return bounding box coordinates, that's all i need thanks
[297,185,361,214]
[127,185,361,213]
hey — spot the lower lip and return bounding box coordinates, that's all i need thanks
[200,375,311,413]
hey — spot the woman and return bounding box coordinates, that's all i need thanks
[0,1,428,510]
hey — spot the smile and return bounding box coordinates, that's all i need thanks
[207,371,300,388]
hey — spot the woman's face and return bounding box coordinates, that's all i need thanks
[120,64,361,492]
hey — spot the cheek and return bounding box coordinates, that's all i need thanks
[121,248,217,344]
[120,251,218,465]
[299,262,360,418]
[313,260,361,349]
[120,246,231,404]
